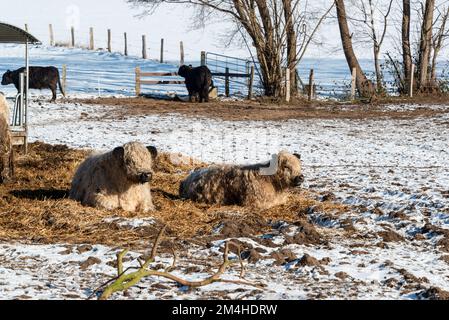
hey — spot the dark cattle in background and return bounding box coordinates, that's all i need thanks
[178,65,214,103]
[1,66,66,102]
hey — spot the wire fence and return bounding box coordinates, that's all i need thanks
[205,52,259,97]
[21,22,195,64]
[7,22,449,100]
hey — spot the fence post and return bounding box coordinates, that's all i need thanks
[160,38,164,63]
[124,32,128,56]
[285,68,291,103]
[248,66,255,100]
[71,26,75,47]
[225,67,230,97]
[409,64,415,98]
[135,67,141,96]
[180,41,184,66]
[142,35,147,59]
[89,27,94,50]
[49,24,55,46]
[201,51,206,66]
[62,64,67,94]
[107,29,112,52]
[350,67,357,100]
[308,69,314,101]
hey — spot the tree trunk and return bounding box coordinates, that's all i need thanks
[430,8,449,83]
[254,0,283,97]
[418,0,435,90]
[367,0,382,93]
[373,46,382,92]
[335,0,375,98]
[402,0,412,94]
[283,0,298,96]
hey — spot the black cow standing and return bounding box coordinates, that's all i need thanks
[178,65,214,103]
[1,66,66,102]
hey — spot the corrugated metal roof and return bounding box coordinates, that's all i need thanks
[0,22,40,44]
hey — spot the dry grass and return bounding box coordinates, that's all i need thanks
[0,142,348,248]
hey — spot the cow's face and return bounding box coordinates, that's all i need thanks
[1,71,12,85]
[178,65,192,78]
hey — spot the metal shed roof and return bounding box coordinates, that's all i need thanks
[0,22,40,44]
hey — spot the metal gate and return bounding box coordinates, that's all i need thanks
[204,52,260,98]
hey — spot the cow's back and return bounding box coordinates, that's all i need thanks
[28,66,59,89]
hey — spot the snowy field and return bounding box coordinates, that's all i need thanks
[0,43,448,300]
[1,44,431,100]
[0,44,259,98]
[0,44,190,98]
[0,98,448,300]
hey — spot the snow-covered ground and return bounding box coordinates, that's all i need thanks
[0,44,189,98]
[0,99,448,300]
[1,44,448,300]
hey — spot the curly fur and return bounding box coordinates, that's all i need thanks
[179,151,304,209]
[69,142,156,212]
[0,94,13,183]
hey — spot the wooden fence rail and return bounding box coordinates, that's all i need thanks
[135,68,185,96]
[135,67,254,99]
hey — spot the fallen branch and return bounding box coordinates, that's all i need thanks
[92,227,264,300]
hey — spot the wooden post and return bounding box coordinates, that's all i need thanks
[124,32,128,56]
[201,51,206,66]
[180,41,184,65]
[225,67,230,97]
[107,29,112,52]
[142,35,147,59]
[49,24,55,46]
[350,67,357,100]
[89,27,94,50]
[285,68,291,103]
[71,26,75,47]
[135,67,141,96]
[160,38,164,63]
[409,64,415,98]
[308,69,314,102]
[248,66,255,100]
[62,64,67,94]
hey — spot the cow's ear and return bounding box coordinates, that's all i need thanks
[113,146,125,159]
[147,146,158,160]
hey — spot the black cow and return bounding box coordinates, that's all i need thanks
[1,66,65,102]
[178,65,214,103]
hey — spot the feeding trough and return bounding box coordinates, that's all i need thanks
[0,22,41,153]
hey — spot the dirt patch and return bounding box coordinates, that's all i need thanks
[296,254,321,267]
[74,97,449,122]
[335,272,349,280]
[417,287,449,300]
[270,249,298,266]
[284,219,324,245]
[79,256,102,270]
[241,249,263,264]
[378,230,405,242]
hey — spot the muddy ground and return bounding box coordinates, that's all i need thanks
[75,96,449,121]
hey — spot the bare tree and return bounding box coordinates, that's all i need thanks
[128,0,333,98]
[402,0,412,93]
[348,0,393,93]
[417,0,435,89]
[334,0,375,97]
[430,5,449,83]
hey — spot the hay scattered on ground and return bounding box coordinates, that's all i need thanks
[0,142,348,248]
